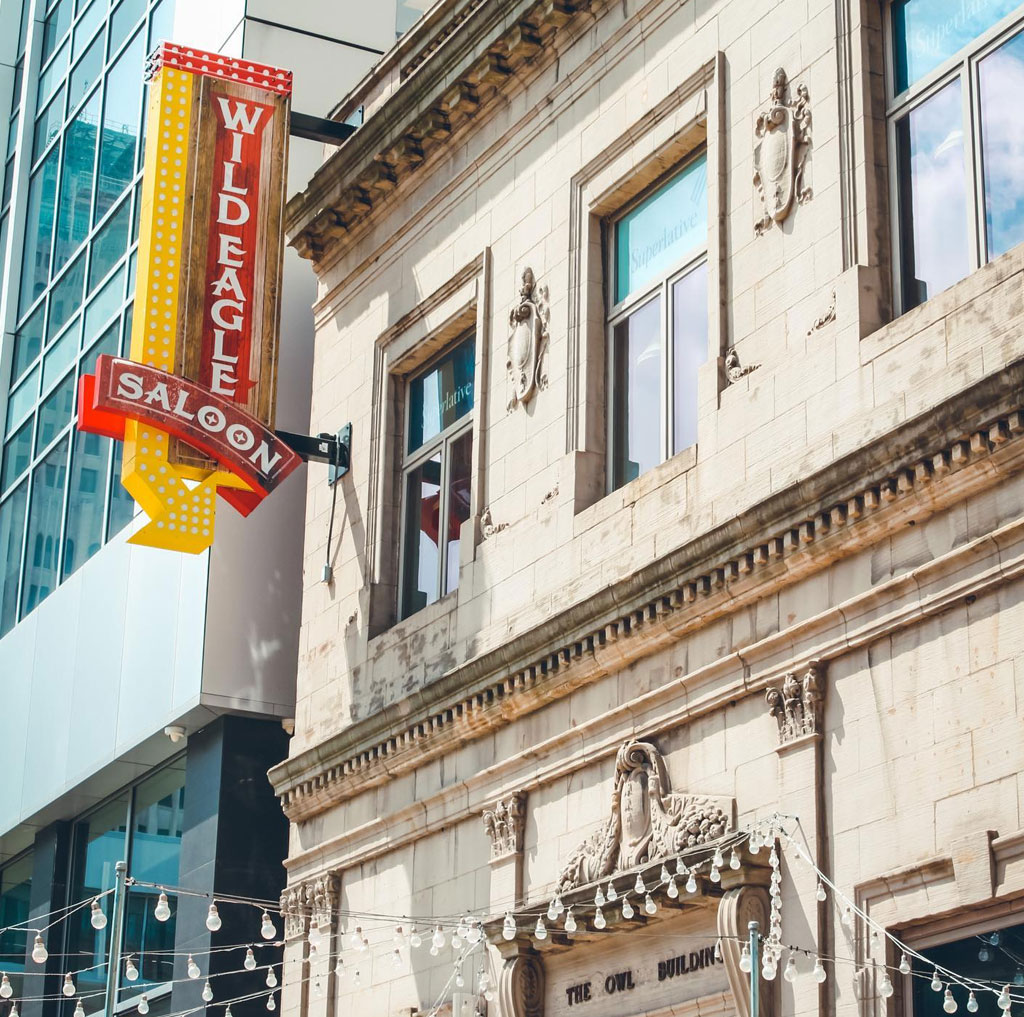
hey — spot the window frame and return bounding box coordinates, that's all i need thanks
[397,332,476,621]
[604,150,709,492]
[885,1,1024,313]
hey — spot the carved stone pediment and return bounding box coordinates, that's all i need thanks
[753,67,812,235]
[506,267,548,410]
[556,740,734,893]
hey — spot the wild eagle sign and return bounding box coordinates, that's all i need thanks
[77,43,301,553]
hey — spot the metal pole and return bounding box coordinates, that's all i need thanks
[749,920,760,1017]
[104,861,129,1017]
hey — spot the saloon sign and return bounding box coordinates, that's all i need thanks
[78,43,300,553]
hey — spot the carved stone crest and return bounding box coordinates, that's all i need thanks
[483,792,527,859]
[506,268,548,410]
[765,663,824,744]
[753,68,812,235]
[556,740,733,892]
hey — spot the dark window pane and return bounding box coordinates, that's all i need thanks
[896,79,970,310]
[407,337,475,453]
[0,854,32,1001]
[33,85,65,163]
[48,252,86,340]
[19,150,59,315]
[54,90,101,272]
[107,441,136,538]
[444,431,472,595]
[89,198,131,290]
[980,29,1024,260]
[21,436,69,615]
[0,483,28,636]
[615,154,707,304]
[69,34,103,112]
[611,294,661,490]
[2,421,34,495]
[892,0,1020,93]
[95,30,144,221]
[671,262,708,455]
[63,429,109,579]
[35,372,75,454]
[67,795,129,1016]
[2,154,13,209]
[12,303,45,380]
[401,451,442,617]
[41,0,73,65]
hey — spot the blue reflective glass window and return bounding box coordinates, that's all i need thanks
[69,34,104,112]
[83,263,124,347]
[63,427,109,579]
[73,0,105,60]
[54,91,100,272]
[149,0,174,48]
[41,0,73,64]
[0,855,32,1002]
[110,0,146,56]
[614,154,707,304]
[19,151,59,315]
[407,338,475,454]
[107,441,135,538]
[33,86,66,163]
[12,304,44,381]
[7,367,39,431]
[892,0,1021,93]
[37,38,69,107]
[48,252,86,341]
[979,28,1024,259]
[21,436,69,615]
[2,422,34,496]
[0,482,28,637]
[89,198,130,290]
[43,319,81,391]
[95,31,144,222]
[36,371,76,455]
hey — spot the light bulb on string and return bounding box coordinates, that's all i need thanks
[634,873,646,895]
[260,911,277,940]
[410,926,422,949]
[814,957,828,984]
[361,936,369,952]
[455,966,465,989]
[552,894,564,916]
[606,882,617,903]
[739,945,752,974]
[879,971,893,997]
[712,847,724,869]
[622,897,635,920]
[709,863,721,884]
[63,973,76,997]
[245,948,257,971]
[125,957,139,982]
[660,864,671,884]
[335,959,345,980]
[675,857,688,876]
[226,1006,233,1017]
[993,934,1002,947]
[967,993,979,1013]
[137,995,149,1015]
[502,913,517,941]
[1016,969,1024,988]
[266,967,278,988]
[153,892,171,923]
[685,871,697,894]
[899,954,911,975]
[547,899,559,922]
[644,894,657,916]
[73,1002,84,1017]
[432,926,445,951]
[783,955,798,983]
[816,882,827,903]
[666,876,679,899]
[594,887,605,908]
[451,930,463,951]
[267,994,277,1012]
[980,946,992,963]
[349,927,363,951]
[841,907,853,930]
[593,906,606,930]
[769,845,779,866]
[998,986,1012,1010]
[90,899,107,930]
[309,925,323,951]
[534,917,547,941]
[206,904,222,932]
[749,830,762,854]
[0,975,11,999]
[31,935,47,964]
[201,982,214,1002]
[729,849,741,870]
[353,970,361,989]
[943,988,958,1014]
[762,960,777,982]
[393,949,404,971]
[187,955,200,980]
[10,1005,18,1017]
[564,908,577,933]
[930,970,943,992]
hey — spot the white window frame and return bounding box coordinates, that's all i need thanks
[605,151,708,492]
[397,333,475,620]
[885,1,1024,313]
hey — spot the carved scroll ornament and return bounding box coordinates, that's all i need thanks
[753,68,812,235]
[506,268,548,410]
[483,792,527,859]
[556,740,733,893]
[498,952,544,1017]
[765,663,824,744]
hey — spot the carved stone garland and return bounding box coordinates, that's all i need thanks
[556,739,733,893]
[765,662,824,745]
[753,68,812,236]
[506,268,549,411]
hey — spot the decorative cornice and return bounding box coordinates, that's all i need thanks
[269,365,1024,824]
[286,0,604,265]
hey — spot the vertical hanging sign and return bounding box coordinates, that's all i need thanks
[78,44,301,553]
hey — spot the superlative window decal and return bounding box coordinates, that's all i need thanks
[77,43,300,553]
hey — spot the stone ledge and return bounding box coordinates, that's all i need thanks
[268,360,1024,821]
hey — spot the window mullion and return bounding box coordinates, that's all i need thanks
[961,62,982,272]
[662,277,671,464]
[437,432,451,599]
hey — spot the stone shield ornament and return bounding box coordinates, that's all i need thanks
[506,267,548,410]
[753,68,812,235]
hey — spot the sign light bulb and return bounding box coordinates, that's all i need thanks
[931,971,943,993]
[816,882,827,903]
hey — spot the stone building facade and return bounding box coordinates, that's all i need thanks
[270,3,1024,1017]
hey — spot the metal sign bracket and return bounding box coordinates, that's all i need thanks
[275,424,352,486]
